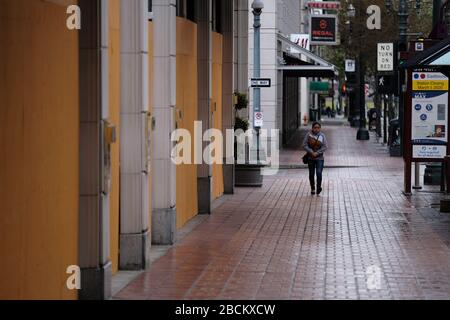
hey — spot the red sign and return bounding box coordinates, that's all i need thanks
[307,1,340,10]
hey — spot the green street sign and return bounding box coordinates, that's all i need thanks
[310,81,330,94]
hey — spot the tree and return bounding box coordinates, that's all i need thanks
[323,0,433,81]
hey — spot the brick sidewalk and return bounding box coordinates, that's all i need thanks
[114,124,450,300]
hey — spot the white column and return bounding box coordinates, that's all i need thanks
[119,0,150,269]
[152,0,177,244]
[78,0,112,300]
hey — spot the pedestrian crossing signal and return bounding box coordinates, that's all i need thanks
[376,74,396,94]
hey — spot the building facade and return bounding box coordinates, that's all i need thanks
[247,0,337,146]
[0,0,247,300]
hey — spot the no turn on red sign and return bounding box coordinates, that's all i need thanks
[254,112,263,127]
[377,43,394,72]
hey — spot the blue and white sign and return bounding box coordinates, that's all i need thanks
[411,89,448,159]
[413,145,447,159]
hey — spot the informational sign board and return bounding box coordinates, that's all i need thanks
[251,78,271,88]
[345,59,355,73]
[377,43,394,72]
[411,71,449,159]
[310,15,338,46]
[254,112,263,127]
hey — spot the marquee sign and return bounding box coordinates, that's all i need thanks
[306,1,340,10]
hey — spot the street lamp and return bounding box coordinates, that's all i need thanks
[347,3,356,18]
[252,0,263,162]
[346,4,356,125]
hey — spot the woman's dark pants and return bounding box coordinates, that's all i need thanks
[308,159,324,190]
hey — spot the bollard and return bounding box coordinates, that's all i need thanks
[445,156,450,193]
[412,162,422,190]
[440,156,450,213]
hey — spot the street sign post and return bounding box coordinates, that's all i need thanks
[251,78,271,88]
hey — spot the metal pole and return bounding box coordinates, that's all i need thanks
[253,4,262,163]
[356,2,369,140]
[399,1,409,47]
[397,0,409,156]
[383,95,388,145]
[413,162,422,189]
[434,0,445,25]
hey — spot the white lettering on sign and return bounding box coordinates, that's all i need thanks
[251,79,271,87]
[307,1,340,10]
[413,146,447,159]
[377,43,394,72]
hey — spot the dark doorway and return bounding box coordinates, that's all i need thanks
[282,75,300,145]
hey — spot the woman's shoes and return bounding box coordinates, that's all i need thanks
[317,187,323,195]
[311,189,316,195]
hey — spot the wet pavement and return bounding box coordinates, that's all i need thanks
[114,122,450,300]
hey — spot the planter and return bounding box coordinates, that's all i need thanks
[235,163,265,187]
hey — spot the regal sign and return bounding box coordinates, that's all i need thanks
[310,15,338,46]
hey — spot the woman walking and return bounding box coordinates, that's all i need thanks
[303,122,328,195]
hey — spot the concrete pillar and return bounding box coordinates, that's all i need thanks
[119,0,151,269]
[197,0,213,213]
[78,0,112,300]
[234,0,249,95]
[152,0,177,244]
[221,0,235,194]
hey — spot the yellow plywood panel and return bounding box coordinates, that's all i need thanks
[212,32,224,200]
[109,0,120,275]
[176,18,198,229]
[0,0,79,299]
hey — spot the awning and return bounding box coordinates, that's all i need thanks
[277,33,339,78]
[402,37,450,68]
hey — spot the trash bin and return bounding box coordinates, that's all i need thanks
[389,119,401,157]
[309,108,318,122]
[424,162,442,186]
[368,109,379,132]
